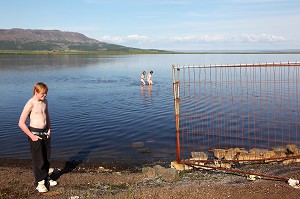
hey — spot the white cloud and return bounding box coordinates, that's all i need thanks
[168,35,227,42]
[100,35,124,43]
[97,33,290,50]
[99,33,286,44]
[240,34,285,42]
[164,34,285,43]
[127,34,149,42]
[100,34,149,44]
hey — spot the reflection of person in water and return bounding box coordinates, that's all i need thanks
[141,82,153,107]
[147,70,153,85]
[147,84,152,96]
[140,71,146,86]
[141,84,145,96]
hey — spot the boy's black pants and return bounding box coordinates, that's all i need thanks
[28,134,51,185]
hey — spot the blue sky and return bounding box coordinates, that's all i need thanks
[1,0,300,51]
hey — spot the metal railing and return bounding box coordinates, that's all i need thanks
[173,62,300,164]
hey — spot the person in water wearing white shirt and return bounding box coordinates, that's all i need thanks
[147,70,153,85]
[141,71,146,86]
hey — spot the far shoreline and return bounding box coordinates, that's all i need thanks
[1,50,300,55]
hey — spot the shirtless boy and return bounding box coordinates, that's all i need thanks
[147,70,153,85]
[19,82,57,193]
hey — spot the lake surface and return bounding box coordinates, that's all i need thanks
[0,53,299,163]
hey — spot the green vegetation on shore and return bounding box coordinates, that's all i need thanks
[1,50,300,55]
[0,50,173,55]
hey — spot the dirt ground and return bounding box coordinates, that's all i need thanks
[1,158,300,199]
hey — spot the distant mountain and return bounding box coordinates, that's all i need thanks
[0,28,162,52]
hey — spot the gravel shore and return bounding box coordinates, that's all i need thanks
[1,158,300,199]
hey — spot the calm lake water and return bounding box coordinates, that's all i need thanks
[0,53,299,163]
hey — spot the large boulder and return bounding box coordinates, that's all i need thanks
[142,167,156,179]
[154,165,167,176]
[191,151,208,160]
[161,168,180,183]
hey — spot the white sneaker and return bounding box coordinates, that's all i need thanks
[49,179,57,186]
[48,168,54,175]
[36,180,48,193]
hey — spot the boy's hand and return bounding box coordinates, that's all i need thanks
[31,135,42,141]
[46,129,51,139]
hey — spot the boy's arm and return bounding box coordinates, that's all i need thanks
[18,100,41,141]
[45,100,51,138]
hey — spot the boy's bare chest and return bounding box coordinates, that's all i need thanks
[31,101,46,114]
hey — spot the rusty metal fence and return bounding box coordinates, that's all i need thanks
[172,62,300,164]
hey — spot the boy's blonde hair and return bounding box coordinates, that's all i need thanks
[33,82,48,95]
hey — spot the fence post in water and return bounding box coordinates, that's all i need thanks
[172,64,181,163]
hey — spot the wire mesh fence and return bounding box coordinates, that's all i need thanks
[172,63,300,164]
